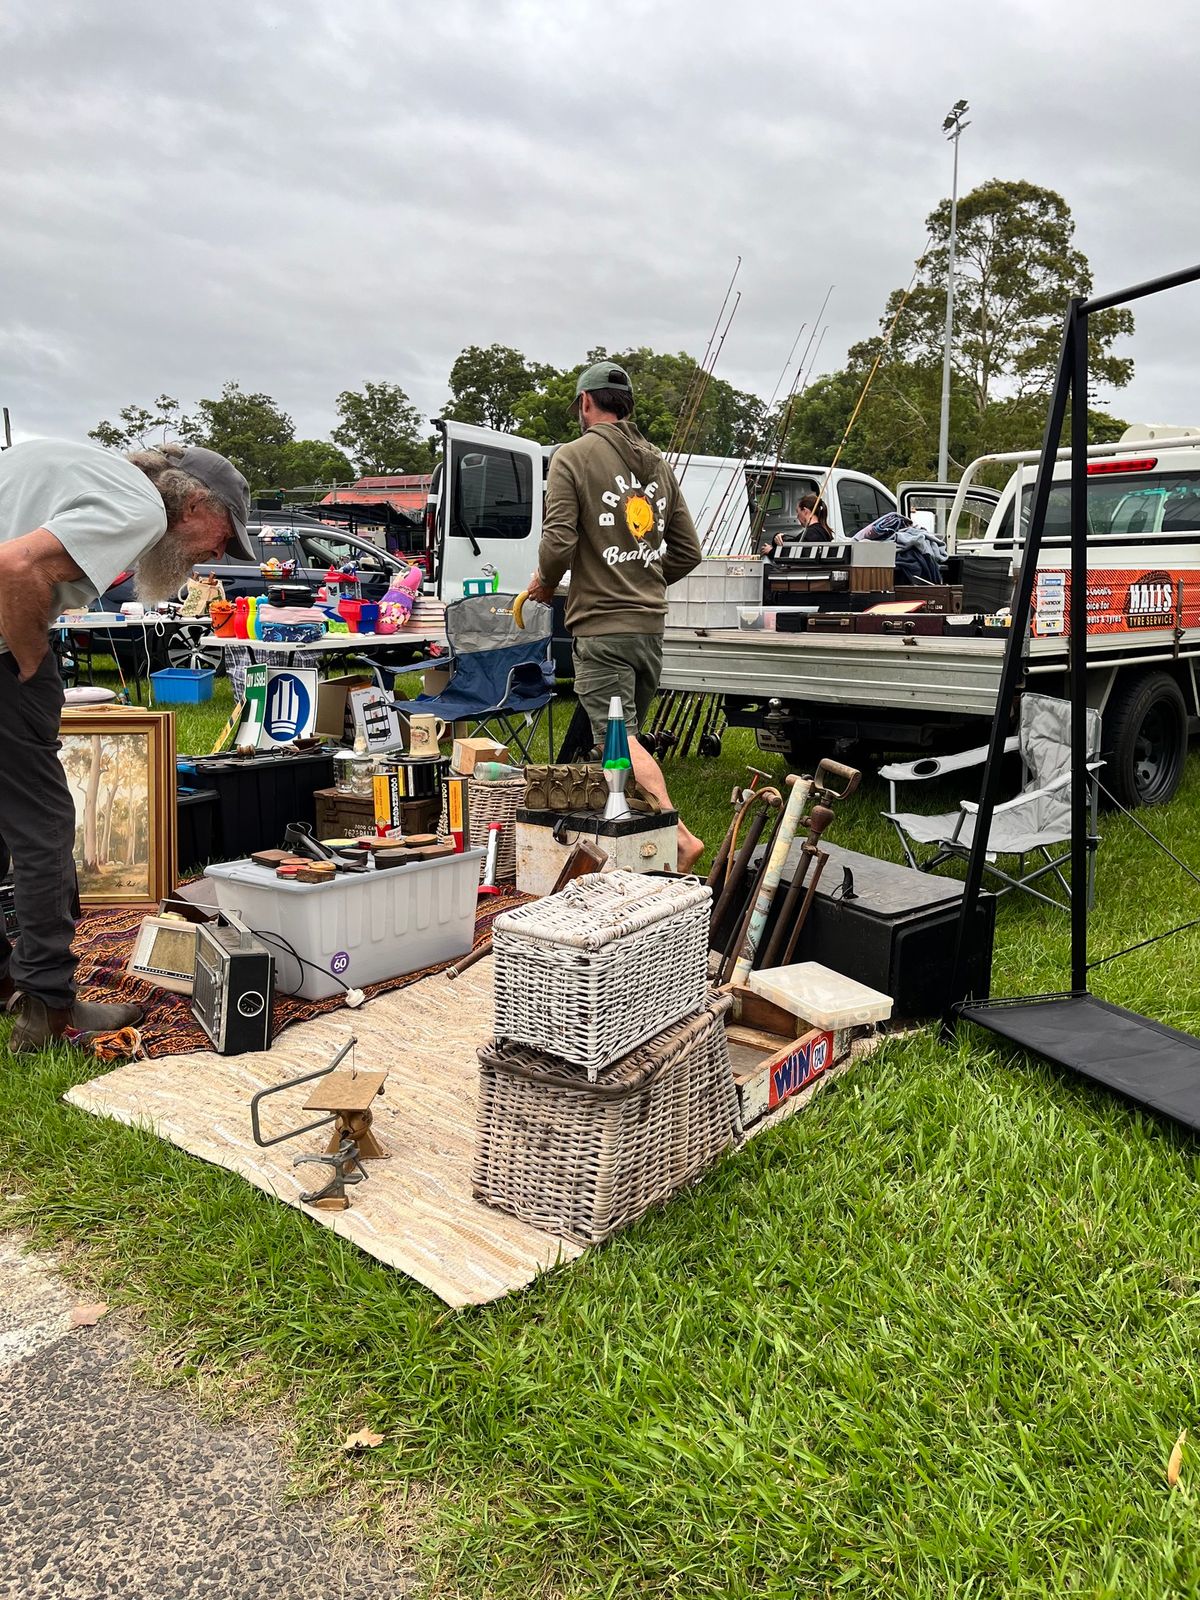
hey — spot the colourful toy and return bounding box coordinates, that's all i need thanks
[378,565,423,629]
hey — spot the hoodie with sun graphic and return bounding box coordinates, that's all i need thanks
[537,420,702,637]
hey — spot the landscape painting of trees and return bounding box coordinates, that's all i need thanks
[58,710,176,907]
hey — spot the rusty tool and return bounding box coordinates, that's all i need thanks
[706,768,775,896]
[708,786,782,944]
[759,802,836,971]
[728,758,860,987]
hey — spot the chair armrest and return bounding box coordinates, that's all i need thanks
[879,735,1019,785]
[959,761,1101,816]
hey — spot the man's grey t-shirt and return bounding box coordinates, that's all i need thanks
[0,438,167,651]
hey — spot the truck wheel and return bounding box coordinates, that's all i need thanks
[1102,672,1188,808]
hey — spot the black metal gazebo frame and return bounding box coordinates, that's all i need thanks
[944,263,1200,1131]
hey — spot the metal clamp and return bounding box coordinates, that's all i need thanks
[295,1136,368,1206]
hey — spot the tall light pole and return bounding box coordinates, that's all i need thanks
[937,99,970,489]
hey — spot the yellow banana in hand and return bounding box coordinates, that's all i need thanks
[512,589,529,630]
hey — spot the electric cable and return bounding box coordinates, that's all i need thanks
[250,926,365,1006]
[1084,781,1200,970]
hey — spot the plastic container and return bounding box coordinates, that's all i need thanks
[666,557,764,631]
[150,668,215,703]
[204,849,484,999]
[747,961,893,1029]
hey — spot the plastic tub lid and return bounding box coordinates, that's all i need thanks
[748,961,893,1029]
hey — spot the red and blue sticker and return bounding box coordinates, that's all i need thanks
[768,1029,834,1110]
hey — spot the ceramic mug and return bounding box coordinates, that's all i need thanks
[407,714,447,754]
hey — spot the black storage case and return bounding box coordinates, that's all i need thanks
[177,787,219,871]
[750,842,996,1018]
[178,751,335,859]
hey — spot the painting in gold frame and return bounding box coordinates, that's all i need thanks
[58,707,177,908]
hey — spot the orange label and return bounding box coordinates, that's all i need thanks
[1031,568,1195,638]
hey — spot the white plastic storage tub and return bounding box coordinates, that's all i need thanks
[666,557,763,631]
[204,851,483,1000]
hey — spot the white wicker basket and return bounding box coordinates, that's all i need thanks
[491,871,711,1077]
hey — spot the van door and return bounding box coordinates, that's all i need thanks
[898,481,1000,547]
[434,420,544,600]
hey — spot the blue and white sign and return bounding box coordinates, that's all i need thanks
[260,668,318,746]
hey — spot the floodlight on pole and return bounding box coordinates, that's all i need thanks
[937,100,970,495]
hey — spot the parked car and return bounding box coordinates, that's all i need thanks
[82,509,423,676]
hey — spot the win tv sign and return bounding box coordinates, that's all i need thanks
[768,1028,835,1111]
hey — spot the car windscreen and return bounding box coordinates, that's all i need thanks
[997,469,1200,540]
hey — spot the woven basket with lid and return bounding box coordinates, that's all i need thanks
[491,870,711,1077]
[474,993,738,1242]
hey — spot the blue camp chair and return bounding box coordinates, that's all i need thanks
[390,592,555,764]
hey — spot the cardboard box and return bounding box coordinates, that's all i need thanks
[315,674,375,741]
[722,987,851,1128]
[451,736,510,774]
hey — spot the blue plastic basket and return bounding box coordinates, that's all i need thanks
[151,668,215,704]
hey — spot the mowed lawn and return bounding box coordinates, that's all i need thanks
[5,673,1200,1598]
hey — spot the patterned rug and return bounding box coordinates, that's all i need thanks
[72,886,528,1058]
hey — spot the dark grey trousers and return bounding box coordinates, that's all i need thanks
[0,651,80,1008]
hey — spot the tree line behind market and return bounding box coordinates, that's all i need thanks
[92,180,1136,496]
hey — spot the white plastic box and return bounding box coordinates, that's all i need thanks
[205,850,484,1000]
[667,557,764,631]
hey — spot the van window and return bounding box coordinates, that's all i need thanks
[837,480,880,536]
[1007,470,1200,541]
[451,444,534,541]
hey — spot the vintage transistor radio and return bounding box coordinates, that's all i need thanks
[190,910,275,1054]
[0,877,16,943]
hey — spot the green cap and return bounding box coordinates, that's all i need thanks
[570,361,634,415]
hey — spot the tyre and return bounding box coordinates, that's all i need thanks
[1102,671,1189,808]
[162,625,223,676]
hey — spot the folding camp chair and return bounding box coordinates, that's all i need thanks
[880,692,1103,910]
[390,592,555,764]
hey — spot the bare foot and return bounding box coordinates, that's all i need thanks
[677,825,705,874]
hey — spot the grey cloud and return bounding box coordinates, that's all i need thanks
[2,0,1198,452]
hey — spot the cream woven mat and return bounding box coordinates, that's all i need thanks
[65,959,583,1308]
[66,963,888,1308]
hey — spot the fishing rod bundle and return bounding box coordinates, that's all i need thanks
[705,760,860,985]
[640,690,727,762]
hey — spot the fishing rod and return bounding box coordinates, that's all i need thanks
[688,321,807,546]
[672,289,743,483]
[812,241,932,508]
[667,257,742,468]
[743,316,833,556]
[708,285,834,556]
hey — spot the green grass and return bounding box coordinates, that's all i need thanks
[8,676,1200,1596]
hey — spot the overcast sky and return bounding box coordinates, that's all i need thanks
[3,0,1198,458]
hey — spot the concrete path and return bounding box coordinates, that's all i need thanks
[0,1239,412,1598]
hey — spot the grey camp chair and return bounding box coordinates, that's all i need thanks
[880,692,1103,911]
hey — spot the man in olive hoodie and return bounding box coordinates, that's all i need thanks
[526,360,705,869]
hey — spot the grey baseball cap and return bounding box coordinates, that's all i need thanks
[570,360,635,416]
[175,446,254,558]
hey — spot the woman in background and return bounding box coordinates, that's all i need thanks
[761,492,834,555]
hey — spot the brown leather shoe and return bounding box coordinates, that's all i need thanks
[9,993,145,1053]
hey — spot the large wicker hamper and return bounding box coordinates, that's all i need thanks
[490,870,711,1077]
[473,993,739,1243]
